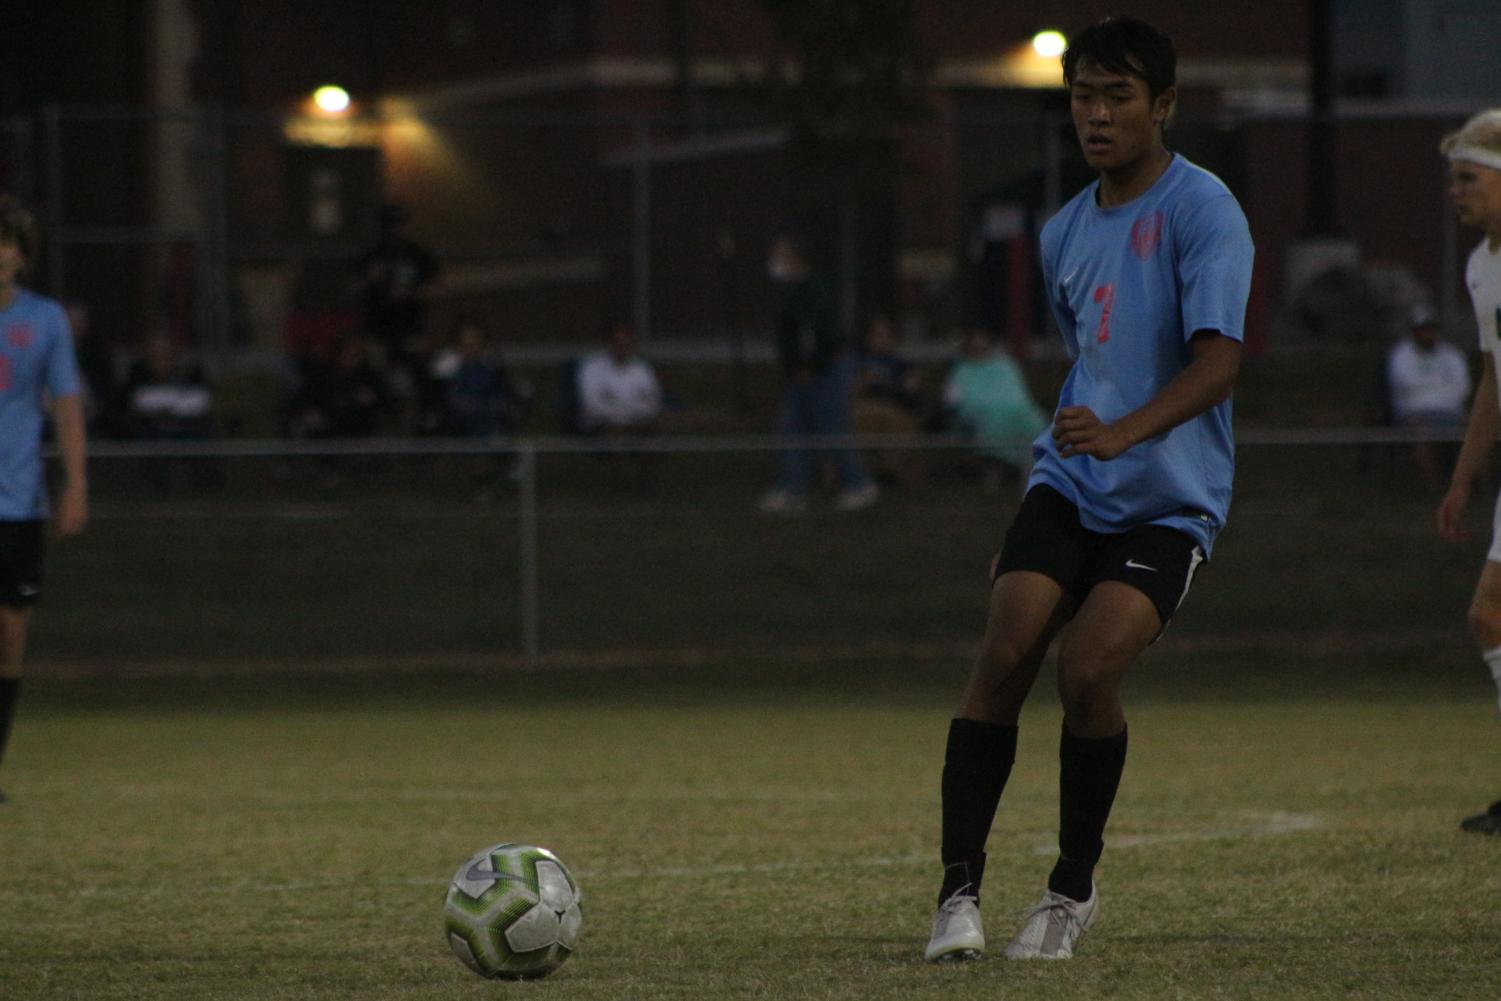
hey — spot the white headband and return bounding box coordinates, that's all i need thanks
[1449,144,1501,172]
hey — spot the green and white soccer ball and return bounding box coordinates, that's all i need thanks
[443,843,583,980]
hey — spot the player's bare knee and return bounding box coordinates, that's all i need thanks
[0,622,20,677]
[1056,663,1111,718]
[961,664,1022,715]
[977,633,1033,676]
[1057,639,1132,708]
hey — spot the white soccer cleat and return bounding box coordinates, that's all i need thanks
[1004,885,1097,960]
[833,481,879,512]
[924,893,984,963]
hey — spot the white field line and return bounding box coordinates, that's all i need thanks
[1031,810,1323,854]
[37,811,1320,903]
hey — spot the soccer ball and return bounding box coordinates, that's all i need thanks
[443,843,583,980]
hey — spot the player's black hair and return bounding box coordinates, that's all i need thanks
[0,194,38,264]
[1062,17,1176,99]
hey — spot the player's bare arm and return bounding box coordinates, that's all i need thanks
[1438,362,1499,540]
[1053,330,1241,460]
[51,393,88,538]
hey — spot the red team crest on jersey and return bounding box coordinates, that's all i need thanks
[6,324,31,349]
[1130,211,1165,260]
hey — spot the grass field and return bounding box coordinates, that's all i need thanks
[3,437,1498,998]
[2,649,1499,1001]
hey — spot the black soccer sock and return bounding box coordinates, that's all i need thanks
[939,718,1018,903]
[0,677,20,772]
[1049,723,1128,903]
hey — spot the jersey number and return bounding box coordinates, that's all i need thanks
[1093,284,1116,344]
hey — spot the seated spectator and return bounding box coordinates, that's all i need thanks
[855,314,924,415]
[1387,303,1471,489]
[114,331,217,488]
[434,320,527,437]
[576,323,662,434]
[117,332,214,440]
[288,335,390,438]
[942,330,1049,491]
[852,314,925,488]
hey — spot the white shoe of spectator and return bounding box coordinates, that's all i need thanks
[758,488,808,515]
[833,481,880,512]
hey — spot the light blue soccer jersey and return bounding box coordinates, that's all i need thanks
[1032,155,1254,554]
[0,289,80,519]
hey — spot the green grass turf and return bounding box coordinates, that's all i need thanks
[1,652,1499,1000]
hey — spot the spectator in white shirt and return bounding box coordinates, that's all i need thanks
[1387,303,1472,489]
[577,323,661,433]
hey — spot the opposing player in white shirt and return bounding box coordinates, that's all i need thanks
[1435,108,1501,835]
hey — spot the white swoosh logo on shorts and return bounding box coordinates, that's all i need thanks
[1124,560,1157,572]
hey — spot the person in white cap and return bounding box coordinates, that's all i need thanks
[1436,108,1501,835]
[1387,302,1470,490]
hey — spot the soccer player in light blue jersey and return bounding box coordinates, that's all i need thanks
[0,195,89,805]
[925,18,1254,962]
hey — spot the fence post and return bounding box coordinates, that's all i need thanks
[517,441,541,662]
[1441,151,1459,335]
[631,121,652,340]
[7,116,36,208]
[41,104,64,296]
[203,105,232,351]
[1042,111,1062,219]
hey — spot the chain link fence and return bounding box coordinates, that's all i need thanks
[28,430,1481,672]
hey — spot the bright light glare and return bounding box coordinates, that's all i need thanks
[1032,30,1067,59]
[312,85,351,115]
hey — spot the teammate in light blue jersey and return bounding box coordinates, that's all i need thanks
[925,18,1253,964]
[0,195,89,805]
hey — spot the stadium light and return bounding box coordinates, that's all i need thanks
[1032,30,1067,59]
[286,85,379,147]
[312,85,352,116]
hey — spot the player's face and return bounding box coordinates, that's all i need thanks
[1449,160,1501,234]
[1069,62,1173,174]
[0,238,26,289]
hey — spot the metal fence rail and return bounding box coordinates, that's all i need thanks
[75,426,1468,461]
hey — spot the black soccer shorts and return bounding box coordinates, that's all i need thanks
[0,520,46,608]
[993,484,1204,629]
